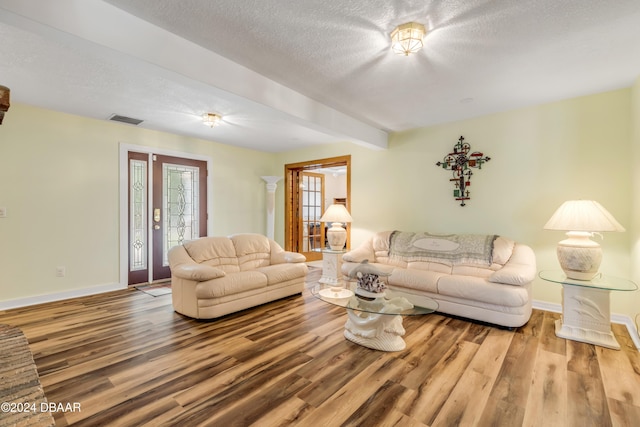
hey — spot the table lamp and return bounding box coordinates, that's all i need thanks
[320,204,353,250]
[544,200,625,280]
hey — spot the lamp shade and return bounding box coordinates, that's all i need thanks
[544,200,624,280]
[543,200,625,232]
[320,204,353,224]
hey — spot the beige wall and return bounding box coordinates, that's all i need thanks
[631,76,640,327]
[275,88,638,322]
[0,103,276,305]
[2,87,638,326]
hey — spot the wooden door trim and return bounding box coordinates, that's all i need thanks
[284,155,351,253]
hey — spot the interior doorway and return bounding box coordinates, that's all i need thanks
[284,155,351,261]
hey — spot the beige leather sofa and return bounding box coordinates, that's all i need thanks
[341,231,537,328]
[168,233,308,319]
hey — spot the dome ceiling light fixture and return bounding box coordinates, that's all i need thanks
[202,112,222,128]
[390,22,426,56]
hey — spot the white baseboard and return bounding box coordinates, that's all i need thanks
[0,282,125,311]
[532,299,640,351]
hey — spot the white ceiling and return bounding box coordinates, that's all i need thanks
[1,0,639,152]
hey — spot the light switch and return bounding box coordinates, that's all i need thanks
[0,207,6,218]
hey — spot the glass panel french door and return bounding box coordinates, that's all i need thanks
[299,172,324,261]
[284,156,351,261]
[127,152,207,284]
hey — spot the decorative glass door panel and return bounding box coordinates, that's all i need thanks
[162,163,200,265]
[128,152,149,285]
[152,155,207,281]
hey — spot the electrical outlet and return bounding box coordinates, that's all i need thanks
[56,266,66,277]
[0,207,6,218]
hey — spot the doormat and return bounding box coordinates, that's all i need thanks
[134,283,172,297]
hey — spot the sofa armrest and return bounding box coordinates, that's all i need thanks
[488,244,536,286]
[271,250,307,264]
[171,264,226,281]
[343,238,375,263]
[284,252,307,263]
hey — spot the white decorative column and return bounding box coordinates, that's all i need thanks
[261,176,282,240]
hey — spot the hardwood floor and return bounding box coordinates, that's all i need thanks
[1,272,639,426]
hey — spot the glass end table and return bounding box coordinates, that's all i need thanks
[310,282,438,351]
[539,270,638,349]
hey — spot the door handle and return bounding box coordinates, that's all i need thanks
[154,208,161,223]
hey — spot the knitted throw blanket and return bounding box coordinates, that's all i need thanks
[389,231,497,266]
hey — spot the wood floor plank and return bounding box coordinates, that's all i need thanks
[566,370,612,427]
[399,340,480,425]
[432,368,495,427]
[597,343,640,407]
[538,310,566,355]
[1,278,639,426]
[521,348,568,427]
[475,330,539,426]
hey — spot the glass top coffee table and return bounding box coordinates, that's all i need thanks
[310,282,438,351]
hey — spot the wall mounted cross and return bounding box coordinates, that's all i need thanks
[436,136,491,206]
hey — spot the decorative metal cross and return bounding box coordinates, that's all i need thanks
[436,136,491,206]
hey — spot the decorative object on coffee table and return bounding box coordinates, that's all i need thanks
[436,136,491,206]
[348,260,390,298]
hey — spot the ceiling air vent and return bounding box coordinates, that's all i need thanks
[108,114,144,126]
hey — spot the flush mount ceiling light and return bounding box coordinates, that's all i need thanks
[390,22,426,56]
[202,113,222,128]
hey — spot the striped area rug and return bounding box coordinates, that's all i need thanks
[0,324,54,427]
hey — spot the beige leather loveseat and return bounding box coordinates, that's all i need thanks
[168,233,308,319]
[341,231,536,328]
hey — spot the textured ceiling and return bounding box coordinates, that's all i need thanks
[1,0,640,152]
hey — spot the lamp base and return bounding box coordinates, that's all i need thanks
[556,231,602,280]
[326,223,346,250]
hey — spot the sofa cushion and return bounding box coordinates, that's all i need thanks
[195,271,267,298]
[388,269,444,293]
[184,237,239,269]
[231,234,272,270]
[492,236,515,265]
[341,261,392,278]
[451,265,494,279]
[407,261,452,274]
[437,275,530,307]
[256,263,308,285]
